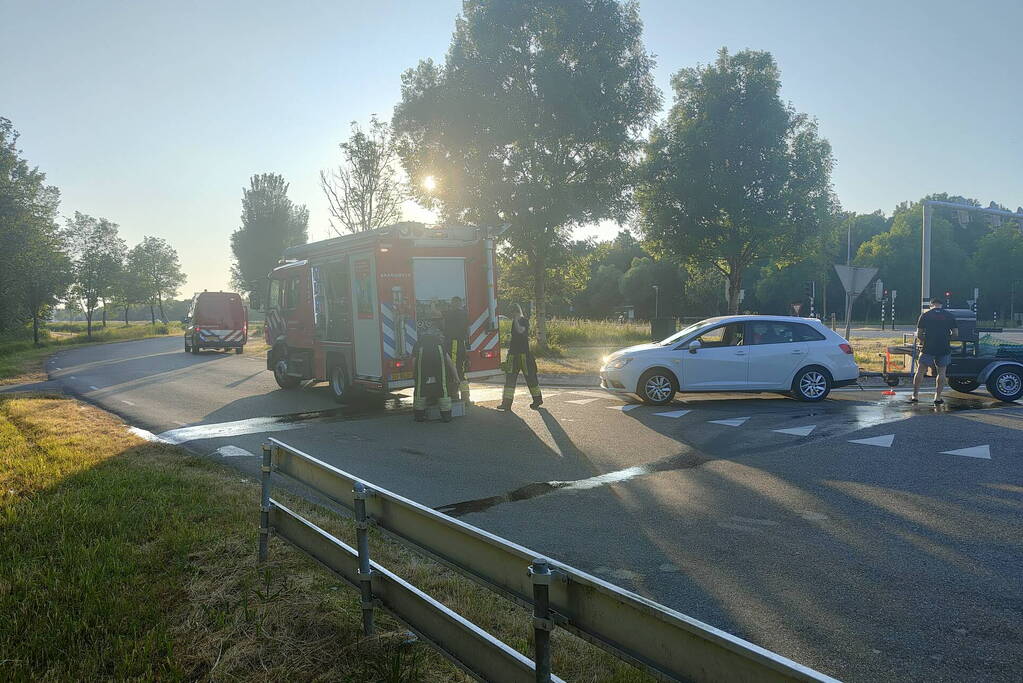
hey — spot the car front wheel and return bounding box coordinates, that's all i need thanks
[638,369,677,405]
[986,367,1023,403]
[793,367,831,402]
[948,377,979,393]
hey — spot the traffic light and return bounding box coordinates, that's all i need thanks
[803,281,813,298]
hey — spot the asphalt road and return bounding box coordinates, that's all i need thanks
[43,336,1023,682]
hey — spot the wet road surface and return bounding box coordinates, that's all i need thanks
[45,337,1023,682]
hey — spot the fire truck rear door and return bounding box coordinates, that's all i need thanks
[413,257,467,326]
[350,251,382,378]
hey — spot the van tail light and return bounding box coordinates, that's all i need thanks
[481,349,497,360]
[392,359,406,370]
[839,343,853,355]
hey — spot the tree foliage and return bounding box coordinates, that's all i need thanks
[320,115,406,235]
[392,0,660,346]
[231,173,308,307]
[128,237,186,323]
[638,48,837,313]
[0,117,71,341]
[66,212,126,337]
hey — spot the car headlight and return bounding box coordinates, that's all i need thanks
[607,357,632,370]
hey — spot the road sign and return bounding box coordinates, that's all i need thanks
[874,279,884,302]
[834,264,878,296]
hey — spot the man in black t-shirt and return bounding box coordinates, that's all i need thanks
[911,298,957,405]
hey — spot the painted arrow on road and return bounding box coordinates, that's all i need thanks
[773,425,816,437]
[940,445,991,459]
[708,417,751,427]
[654,409,691,418]
[849,434,895,447]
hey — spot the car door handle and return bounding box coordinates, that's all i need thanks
[734,350,746,355]
[791,349,805,354]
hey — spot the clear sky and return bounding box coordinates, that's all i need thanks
[3,0,1021,294]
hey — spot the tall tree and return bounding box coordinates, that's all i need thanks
[129,237,186,323]
[231,173,308,307]
[638,48,837,313]
[393,0,660,348]
[320,115,405,235]
[66,212,125,338]
[0,117,68,338]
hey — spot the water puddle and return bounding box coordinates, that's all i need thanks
[435,451,710,517]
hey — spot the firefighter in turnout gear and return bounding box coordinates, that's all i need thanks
[499,305,542,410]
[412,314,462,422]
[443,295,470,402]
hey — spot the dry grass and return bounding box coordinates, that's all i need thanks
[0,392,650,681]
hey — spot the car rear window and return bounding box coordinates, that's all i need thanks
[197,295,243,326]
[748,321,825,344]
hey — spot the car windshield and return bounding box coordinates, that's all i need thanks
[658,320,713,346]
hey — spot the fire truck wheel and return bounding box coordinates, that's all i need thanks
[234,347,243,355]
[329,363,349,403]
[948,377,979,393]
[273,350,300,389]
[190,335,200,354]
[986,367,1023,403]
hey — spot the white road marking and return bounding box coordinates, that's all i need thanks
[654,409,691,418]
[607,404,639,412]
[565,398,600,405]
[559,465,646,490]
[216,445,255,457]
[120,399,136,406]
[174,421,187,426]
[708,416,750,427]
[89,385,99,391]
[940,445,991,459]
[127,426,172,443]
[568,390,615,399]
[849,434,895,447]
[773,424,816,437]
[156,417,308,445]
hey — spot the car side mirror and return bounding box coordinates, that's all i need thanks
[688,340,702,354]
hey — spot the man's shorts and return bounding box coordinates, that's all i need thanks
[919,352,951,369]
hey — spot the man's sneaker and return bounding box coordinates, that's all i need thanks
[497,402,512,411]
[529,399,543,410]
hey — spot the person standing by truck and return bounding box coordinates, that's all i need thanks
[911,297,958,405]
[499,305,543,411]
[443,295,470,401]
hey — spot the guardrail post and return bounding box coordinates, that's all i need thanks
[354,482,376,636]
[258,444,272,563]
[529,558,554,683]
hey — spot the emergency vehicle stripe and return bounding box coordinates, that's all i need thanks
[404,320,417,355]
[380,303,396,358]
[469,310,488,335]
[483,333,499,350]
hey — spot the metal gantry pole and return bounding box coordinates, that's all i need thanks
[354,482,376,636]
[259,444,272,563]
[529,558,554,683]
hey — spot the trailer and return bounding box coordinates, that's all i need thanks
[264,222,504,402]
[881,309,1023,402]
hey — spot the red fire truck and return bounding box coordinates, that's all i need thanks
[264,222,503,401]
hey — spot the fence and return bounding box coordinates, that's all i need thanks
[259,438,840,683]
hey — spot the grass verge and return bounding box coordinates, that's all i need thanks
[0,393,649,681]
[0,323,182,384]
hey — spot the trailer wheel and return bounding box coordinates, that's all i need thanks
[329,362,349,403]
[272,348,300,389]
[986,367,1023,403]
[948,377,979,393]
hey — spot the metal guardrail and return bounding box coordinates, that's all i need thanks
[260,438,840,683]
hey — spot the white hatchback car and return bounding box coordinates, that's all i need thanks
[600,315,859,404]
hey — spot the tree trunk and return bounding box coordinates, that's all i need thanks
[124,305,130,327]
[157,294,166,324]
[86,309,93,339]
[33,314,39,346]
[101,298,107,328]
[531,253,548,350]
[726,267,743,314]
[150,304,156,325]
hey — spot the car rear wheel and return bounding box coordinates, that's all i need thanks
[986,367,1023,403]
[793,367,831,402]
[638,369,677,405]
[329,363,348,403]
[273,349,300,389]
[948,377,979,393]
